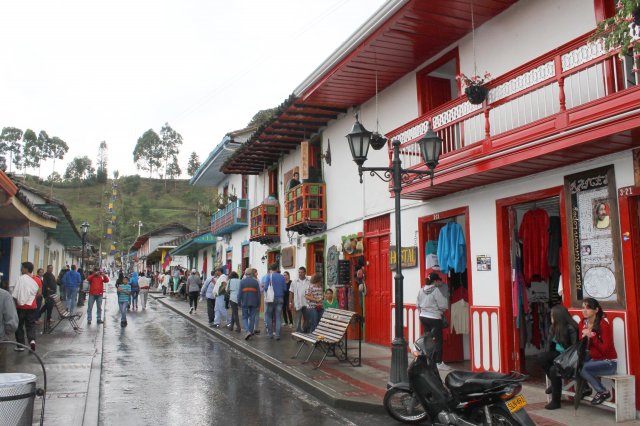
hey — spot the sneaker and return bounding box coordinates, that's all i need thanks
[30,341,36,351]
[189,307,194,314]
[87,320,91,325]
[275,336,281,341]
[14,346,25,352]
[245,332,252,340]
[437,362,451,371]
[97,320,103,324]
[590,391,611,405]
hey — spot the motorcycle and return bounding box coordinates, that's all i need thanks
[384,333,535,425]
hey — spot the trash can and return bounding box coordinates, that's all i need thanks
[0,373,37,426]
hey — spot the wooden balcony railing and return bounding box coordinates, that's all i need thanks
[387,32,638,176]
[210,199,249,236]
[250,202,280,244]
[285,183,326,234]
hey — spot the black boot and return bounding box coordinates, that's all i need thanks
[545,375,562,410]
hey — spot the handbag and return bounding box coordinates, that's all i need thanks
[264,274,275,303]
[553,340,583,379]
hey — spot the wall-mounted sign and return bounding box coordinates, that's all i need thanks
[476,255,491,271]
[564,165,624,308]
[338,260,351,284]
[300,141,310,180]
[389,246,418,270]
[326,245,339,286]
[281,246,295,269]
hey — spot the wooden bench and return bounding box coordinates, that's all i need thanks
[291,308,357,369]
[44,294,83,334]
[546,375,636,422]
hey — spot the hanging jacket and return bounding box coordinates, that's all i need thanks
[437,222,467,273]
[518,208,549,283]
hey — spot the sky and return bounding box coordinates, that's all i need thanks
[0,0,387,178]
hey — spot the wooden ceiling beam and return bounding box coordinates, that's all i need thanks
[293,104,347,113]
[277,119,326,127]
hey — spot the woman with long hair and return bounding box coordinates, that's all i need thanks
[539,305,578,410]
[579,297,617,405]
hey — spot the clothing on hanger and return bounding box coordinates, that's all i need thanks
[518,208,549,283]
[437,222,467,273]
[450,299,469,335]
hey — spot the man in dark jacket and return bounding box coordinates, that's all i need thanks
[39,265,58,326]
[238,268,260,340]
[57,265,69,300]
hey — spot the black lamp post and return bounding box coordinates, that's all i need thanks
[78,221,90,307]
[346,115,442,385]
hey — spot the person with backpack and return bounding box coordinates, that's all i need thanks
[129,272,140,311]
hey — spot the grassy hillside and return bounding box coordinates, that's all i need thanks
[28,176,217,253]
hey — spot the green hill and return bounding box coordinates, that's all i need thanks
[27,176,216,254]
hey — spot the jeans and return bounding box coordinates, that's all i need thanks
[420,317,444,364]
[65,287,79,314]
[293,307,307,332]
[265,298,284,337]
[119,302,129,323]
[87,295,103,322]
[242,305,258,334]
[206,298,216,323]
[214,295,228,325]
[189,291,199,310]
[229,301,240,331]
[580,358,617,393]
[140,291,148,309]
[306,307,320,332]
[15,309,36,345]
[130,290,139,307]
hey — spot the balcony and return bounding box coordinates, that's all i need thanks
[285,183,326,234]
[388,33,640,200]
[210,199,249,236]
[250,202,280,244]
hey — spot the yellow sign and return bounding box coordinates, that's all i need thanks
[300,141,309,180]
[389,246,418,270]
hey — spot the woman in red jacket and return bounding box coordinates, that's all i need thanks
[579,297,617,405]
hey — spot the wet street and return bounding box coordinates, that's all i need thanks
[98,288,392,426]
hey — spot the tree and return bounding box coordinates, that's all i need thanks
[0,127,23,173]
[187,151,201,177]
[21,129,38,175]
[166,156,182,189]
[64,156,95,182]
[0,156,6,172]
[247,107,277,127]
[133,129,162,178]
[97,141,108,183]
[159,123,183,187]
[45,136,69,196]
[47,171,62,184]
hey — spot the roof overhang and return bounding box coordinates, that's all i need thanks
[222,0,517,173]
[170,232,216,256]
[190,136,243,186]
[35,203,82,247]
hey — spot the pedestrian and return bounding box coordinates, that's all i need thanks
[213,270,228,328]
[289,266,310,333]
[304,274,323,332]
[238,268,260,340]
[187,269,202,314]
[322,288,338,310]
[282,271,294,327]
[172,267,181,294]
[227,271,241,332]
[579,297,618,405]
[263,263,286,340]
[57,265,69,301]
[162,270,171,295]
[538,304,578,410]
[33,268,44,325]
[138,271,150,310]
[0,280,18,340]
[129,271,140,310]
[38,265,58,328]
[86,268,109,325]
[61,264,82,314]
[12,262,41,351]
[117,275,132,327]
[200,270,217,325]
[417,272,450,370]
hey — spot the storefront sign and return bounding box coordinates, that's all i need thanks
[300,141,310,180]
[564,165,624,308]
[389,246,418,270]
[476,255,491,271]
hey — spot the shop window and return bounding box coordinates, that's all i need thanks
[416,48,459,116]
[268,168,278,199]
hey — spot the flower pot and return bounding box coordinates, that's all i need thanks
[465,85,488,105]
[370,132,387,150]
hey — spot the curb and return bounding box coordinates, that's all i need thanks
[82,296,106,426]
[152,295,385,414]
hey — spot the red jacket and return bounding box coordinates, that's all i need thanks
[87,273,109,296]
[579,317,617,360]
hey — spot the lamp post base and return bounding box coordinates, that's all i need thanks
[388,336,409,386]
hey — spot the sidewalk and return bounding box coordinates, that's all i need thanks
[153,294,638,425]
[0,300,104,426]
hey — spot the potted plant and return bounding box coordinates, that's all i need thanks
[592,0,640,63]
[457,72,492,105]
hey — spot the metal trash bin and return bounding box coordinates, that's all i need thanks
[0,373,37,426]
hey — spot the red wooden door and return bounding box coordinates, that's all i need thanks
[424,76,452,112]
[365,215,392,345]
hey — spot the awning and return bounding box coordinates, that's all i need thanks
[0,171,58,234]
[170,232,216,256]
[35,203,82,247]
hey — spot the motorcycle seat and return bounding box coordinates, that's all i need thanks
[445,371,523,395]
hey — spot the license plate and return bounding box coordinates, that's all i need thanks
[506,395,527,413]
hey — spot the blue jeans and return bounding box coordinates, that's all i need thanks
[65,287,79,314]
[119,302,129,323]
[265,298,284,337]
[242,305,258,333]
[130,290,139,307]
[306,306,321,332]
[87,295,103,322]
[580,358,617,393]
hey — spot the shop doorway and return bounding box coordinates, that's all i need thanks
[418,207,471,365]
[364,214,391,346]
[0,238,11,282]
[306,241,325,281]
[496,187,566,378]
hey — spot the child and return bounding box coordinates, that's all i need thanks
[117,276,132,327]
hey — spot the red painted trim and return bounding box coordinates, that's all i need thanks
[416,48,460,116]
[594,0,615,21]
[0,171,17,196]
[495,186,565,373]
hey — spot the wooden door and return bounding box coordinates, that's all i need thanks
[424,76,452,112]
[365,215,392,346]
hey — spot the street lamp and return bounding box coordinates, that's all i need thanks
[346,115,442,385]
[78,221,90,307]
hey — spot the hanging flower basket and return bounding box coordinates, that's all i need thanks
[592,0,640,60]
[464,85,489,105]
[370,132,387,150]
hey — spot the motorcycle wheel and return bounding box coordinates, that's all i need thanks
[383,388,431,424]
[487,406,519,426]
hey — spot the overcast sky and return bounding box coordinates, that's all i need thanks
[0,0,386,178]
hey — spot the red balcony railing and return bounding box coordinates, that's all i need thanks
[285,183,326,234]
[250,203,280,244]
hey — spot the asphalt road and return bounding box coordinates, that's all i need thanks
[98,290,395,426]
